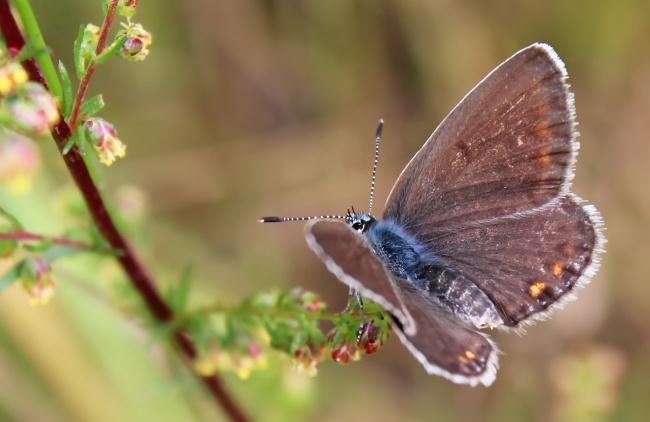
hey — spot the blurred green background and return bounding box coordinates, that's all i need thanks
[1,0,648,421]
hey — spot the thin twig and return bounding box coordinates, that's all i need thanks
[0,231,106,251]
[0,3,249,421]
[67,0,117,129]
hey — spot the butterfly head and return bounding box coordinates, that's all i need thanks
[346,208,376,234]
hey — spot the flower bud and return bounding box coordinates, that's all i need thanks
[84,117,126,166]
[194,346,235,376]
[290,288,326,312]
[117,23,152,61]
[79,24,101,66]
[330,340,358,364]
[0,62,28,96]
[0,131,41,193]
[8,82,60,136]
[356,320,389,354]
[21,257,55,305]
[235,343,268,379]
[293,342,325,376]
[118,0,139,17]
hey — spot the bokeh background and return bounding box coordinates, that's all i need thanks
[1,0,648,421]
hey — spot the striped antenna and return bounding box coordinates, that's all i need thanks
[368,119,383,215]
[258,214,349,223]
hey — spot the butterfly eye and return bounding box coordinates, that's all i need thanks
[352,221,364,231]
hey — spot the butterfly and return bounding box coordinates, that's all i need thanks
[260,43,604,387]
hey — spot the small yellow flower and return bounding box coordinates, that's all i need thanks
[0,63,29,96]
[84,118,127,166]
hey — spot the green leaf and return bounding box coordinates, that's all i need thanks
[96,36,127,64]
[73,25,86,79]
[61,130,80,155]
[42,245,86,262]
[0,207,24,231]
[79,95,105,117]
[58,61,74,119]
[0,260,26,294]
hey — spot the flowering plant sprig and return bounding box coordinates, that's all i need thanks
[163,286,392,380]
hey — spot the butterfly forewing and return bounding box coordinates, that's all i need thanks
[384,44,576,229]
[305,220,416,335]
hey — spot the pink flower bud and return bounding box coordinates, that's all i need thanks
[21,257,55,305]
[330,341,357,364]
[0,131,41,193]
[118,0,139,17]
[84,117,126,166]
[290,288,326,312]
[117,23,152,61]
[356,320,389,354]
[8,83,60,136]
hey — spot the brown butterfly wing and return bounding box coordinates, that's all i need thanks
[385,44,577,229]
[305,220,499,386]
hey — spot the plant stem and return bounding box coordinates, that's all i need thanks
[0,3,249,421]
[11,0,61,99]
[0,231,109,251]
[67,0,117,130]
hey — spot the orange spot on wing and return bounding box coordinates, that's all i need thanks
[536,122,551,141]
[529,281,546,298]
[552,262,562,277]
[458,355,468,364]
[465,350,475,359]
[538,146,552,167]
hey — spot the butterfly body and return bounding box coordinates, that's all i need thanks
[351,212,504,330]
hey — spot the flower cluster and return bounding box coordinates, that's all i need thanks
[327,301,391,365]
[177,289,393,381]
[195,341,268,380]
[0,58,59,137]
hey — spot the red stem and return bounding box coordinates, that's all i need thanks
[67,0,118,129]
[0,231,103,250]
[0,3,249,422]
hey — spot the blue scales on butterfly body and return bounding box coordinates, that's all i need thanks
[352,211,504,330]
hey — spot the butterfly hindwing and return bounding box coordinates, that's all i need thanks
[422,194,603,327]
[392,282,499,386]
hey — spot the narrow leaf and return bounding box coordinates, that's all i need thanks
[0,208,24,231]
[96,36,127,64]
[73,25,85,79]
[42,245,86,262]
[58,61,74,119]
[79,95,105,117]
[62,130,80,155]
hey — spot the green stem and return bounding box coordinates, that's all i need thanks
[11,0,61,100]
